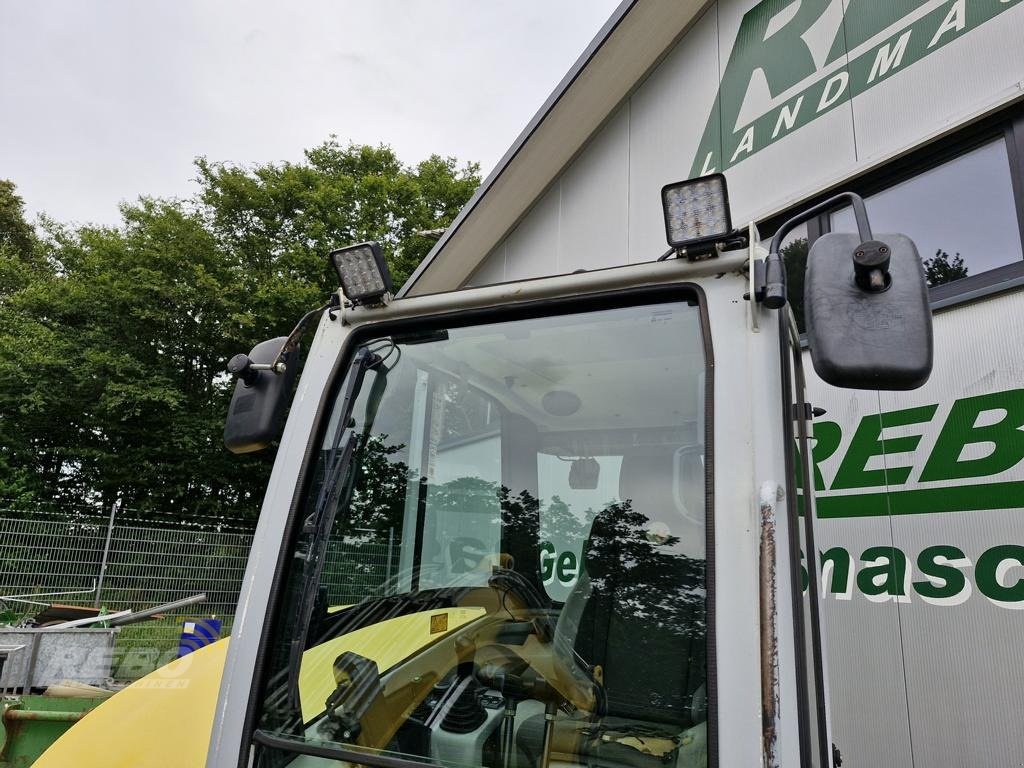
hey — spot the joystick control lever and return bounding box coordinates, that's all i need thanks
[475,663,560,704]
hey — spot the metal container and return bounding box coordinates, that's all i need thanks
[0,694,106,767]
[0,629,118,691]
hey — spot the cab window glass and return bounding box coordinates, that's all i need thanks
[537,453,622,602]
[254,299,712,768]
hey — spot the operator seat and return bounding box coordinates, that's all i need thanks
[517,444,708,768]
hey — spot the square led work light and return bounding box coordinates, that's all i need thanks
[330,241,393,305]
[661,174,732,250]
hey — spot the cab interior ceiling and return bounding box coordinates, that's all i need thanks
[397,307,704,439]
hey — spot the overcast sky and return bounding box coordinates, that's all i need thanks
[0,1,622,228]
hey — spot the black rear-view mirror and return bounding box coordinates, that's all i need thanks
[224,337,299,454]
[805,232,932,390]
[761,191,933,391]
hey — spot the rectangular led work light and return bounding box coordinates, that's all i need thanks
[329,241,393,305]
[661,173,732,251]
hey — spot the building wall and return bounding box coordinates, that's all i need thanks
[466,0,1024,287]
[462,2,1024,765]
[805,289,1024,768]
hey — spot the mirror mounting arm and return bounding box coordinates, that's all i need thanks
[267,298,334,373]
[760,192,877,310]
[768,192,873,255]
[226,354,284,386]
[227,296,337,387]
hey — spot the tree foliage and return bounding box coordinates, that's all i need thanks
[922,248,968,286]
[0,141,479,518]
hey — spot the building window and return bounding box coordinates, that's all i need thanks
[830,139,1023,287]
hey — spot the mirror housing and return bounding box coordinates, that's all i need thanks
[805,232,932,390]
[224,337,299,454]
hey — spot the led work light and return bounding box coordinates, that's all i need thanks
[661,173,733,252]
[329,241,393,305]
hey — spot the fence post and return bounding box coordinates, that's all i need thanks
[94,499,120,609]
[385,527,395,581]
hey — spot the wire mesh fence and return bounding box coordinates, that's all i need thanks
[0,501,398,680]
[321,528,399,607]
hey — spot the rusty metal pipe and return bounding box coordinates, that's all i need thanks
[759,482,781,768]
[4,708,88,723]
[107,593,207,627]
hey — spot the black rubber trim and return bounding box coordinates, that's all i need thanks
[234,316,356,768]
[778,316,814,768]
[792,338,832,768]
[241,281,719,768]
[694,285,718,768]
[782,316,832,767]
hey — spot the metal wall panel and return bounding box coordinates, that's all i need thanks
[722,77,860,225]
[880,290,1024,768]
[504,185,560,282]
[558,105,630,271]
[626,6,721,263]
[851,2,1024,164]
[803,421,916,766]
[892,507,1024,768]
[711,0,860,223]
[464,241,506,287]
[805,289,1024,767]
[474,0,1024,291]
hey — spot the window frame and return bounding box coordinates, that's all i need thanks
[762,102,1024,313]
[238,281,720,768]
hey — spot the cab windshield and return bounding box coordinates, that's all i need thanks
[254,298,712,768]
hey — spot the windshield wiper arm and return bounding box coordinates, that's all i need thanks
[287,345,387,711]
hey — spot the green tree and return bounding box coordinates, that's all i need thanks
[922,248,968,286]
[0,201,259,513]
[0,143,479,519]
[195,140,478,318]
[0,180,34,261]
[0,180,45,499]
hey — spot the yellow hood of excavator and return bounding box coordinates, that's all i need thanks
[34,606,484,767]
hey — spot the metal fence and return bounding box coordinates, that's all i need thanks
[0,502,398,680]
[321,528,398,606]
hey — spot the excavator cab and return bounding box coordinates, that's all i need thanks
[249,296,712,768]
[212,182,932,768]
